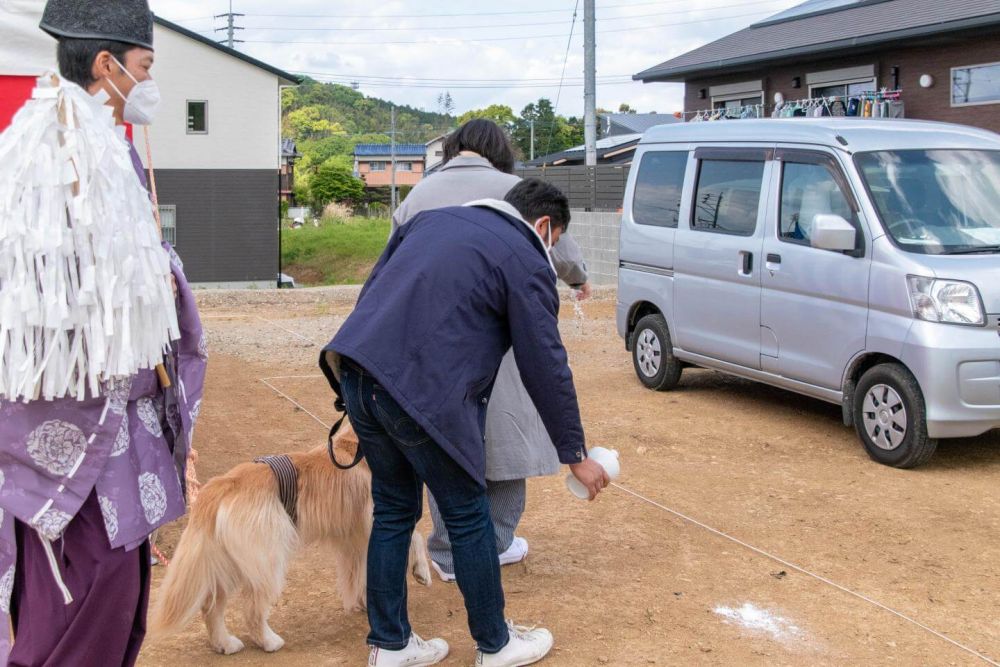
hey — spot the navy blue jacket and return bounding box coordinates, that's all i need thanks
[321,204,586,485]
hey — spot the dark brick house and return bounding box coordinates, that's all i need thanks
[634,0,1000,133]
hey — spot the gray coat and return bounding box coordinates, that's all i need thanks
[393,155,588,480]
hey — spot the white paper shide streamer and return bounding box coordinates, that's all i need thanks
[0,75,179,403]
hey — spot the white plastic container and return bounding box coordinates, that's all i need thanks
[566,447,620,499]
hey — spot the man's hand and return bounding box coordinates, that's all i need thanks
[569,458,610,500]
[575,282,592,301]
[170,275,178,299]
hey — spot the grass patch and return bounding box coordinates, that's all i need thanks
[281,217,390,286]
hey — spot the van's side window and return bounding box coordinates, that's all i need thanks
[780,161,859,246]
[632,151,688,228]
[691,160,765,236]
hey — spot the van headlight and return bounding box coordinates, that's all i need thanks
[907,276,985,326]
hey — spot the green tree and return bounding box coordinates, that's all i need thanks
[618,103,638,114]
[310,158,365,209]
[512,98,583,159]
[285,105,345,140]
[458,104,516,127]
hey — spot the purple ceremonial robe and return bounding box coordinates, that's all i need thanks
[0,141,207,664]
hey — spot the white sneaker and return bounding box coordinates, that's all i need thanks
[430,560,456,583]
[499,537,529,566]
[475,621,553,666]
[368,633,449,666]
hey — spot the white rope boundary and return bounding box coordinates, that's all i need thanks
[252,354,998,664]
[609,482,998,665]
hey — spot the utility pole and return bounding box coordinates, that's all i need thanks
[529,119,535,162]
[214,0,244,49]
[390,105,397,216]
[583,0,597,166]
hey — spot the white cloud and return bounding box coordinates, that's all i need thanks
[151,0,802,116]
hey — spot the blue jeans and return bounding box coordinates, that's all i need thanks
[339,360,509,653]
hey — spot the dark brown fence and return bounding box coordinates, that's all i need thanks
[514,165,630,211]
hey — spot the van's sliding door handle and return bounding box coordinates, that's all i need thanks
[738,251,753,276]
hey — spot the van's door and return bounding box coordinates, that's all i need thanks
[673,147,773,370]
[760,148,870,389]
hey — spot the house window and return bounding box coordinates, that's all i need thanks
[691,159,766,236]
[952,62,1000,106]
[708,80,763,112]
[810,79,876,99]
[369,161,387,172]
[397,162,413,172]
[158,205,177,246]
[712,94,763,112]
[632,151,688,228]
[187,101,207,134]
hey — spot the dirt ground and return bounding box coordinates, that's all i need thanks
[139,286,1000,667]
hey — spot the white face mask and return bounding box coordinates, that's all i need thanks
[534,219,553,251]
[106,56,160,126]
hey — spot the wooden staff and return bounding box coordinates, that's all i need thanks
[142,124,172,390]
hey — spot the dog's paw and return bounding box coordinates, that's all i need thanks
[413,560,432,587]
[213,635,245,655]
[258,631,285,653]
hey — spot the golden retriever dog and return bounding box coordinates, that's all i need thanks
[149,421,432,654]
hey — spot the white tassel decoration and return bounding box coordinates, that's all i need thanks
[0,75,179,403]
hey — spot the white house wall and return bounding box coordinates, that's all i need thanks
[135,25,281,171]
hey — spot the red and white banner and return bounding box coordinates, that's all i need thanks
[0,0,54,129]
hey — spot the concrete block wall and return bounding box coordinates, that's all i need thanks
[568,210,622,286]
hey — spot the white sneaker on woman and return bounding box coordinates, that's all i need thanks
[475,621,553,666]
[368,633,449,666]
[499,537,529,566]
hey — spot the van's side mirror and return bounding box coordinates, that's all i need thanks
[811,214,857,252]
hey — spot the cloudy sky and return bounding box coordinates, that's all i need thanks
[149,0,802,117]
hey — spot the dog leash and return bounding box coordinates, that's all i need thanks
[327,397,363,470]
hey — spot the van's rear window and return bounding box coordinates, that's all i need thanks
[632,151,688,228]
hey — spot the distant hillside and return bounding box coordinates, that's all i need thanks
[283,78,454,162]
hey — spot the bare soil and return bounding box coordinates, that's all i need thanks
[139,286,1000,666]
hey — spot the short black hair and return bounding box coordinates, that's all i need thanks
[443,119,516,174]
[57,38,134,88]
[504,178,571,231]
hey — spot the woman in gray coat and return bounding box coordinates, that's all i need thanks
[393,119,590,580]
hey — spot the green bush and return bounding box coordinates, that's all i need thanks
[281,217,391,286]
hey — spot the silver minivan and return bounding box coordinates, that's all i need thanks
[617,119,1000,467]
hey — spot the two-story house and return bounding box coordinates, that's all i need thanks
[1,3,299,287]
[353,144,427,187]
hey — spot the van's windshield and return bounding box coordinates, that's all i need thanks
[855,149,1000,255]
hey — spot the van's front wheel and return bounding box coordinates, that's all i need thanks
[853,363,937,468]
[631,314,682,391]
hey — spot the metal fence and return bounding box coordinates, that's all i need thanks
[514,165,630,212]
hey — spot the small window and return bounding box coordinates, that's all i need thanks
[632,151,687,228]
[397,162,413,172]
[779,161,858,247]
[369,161,386,172]
[712,95,764,112]
[810,80,876,99]
[952,62,1000,106]
[187,101,207,134]
[691,160,765,236]
[158,205,177,246]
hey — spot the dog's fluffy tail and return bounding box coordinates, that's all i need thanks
[148,480,237,640]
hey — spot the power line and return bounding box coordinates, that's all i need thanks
[544,0,581,158]
[301,76,636,90]
[235,0,786,20]
[234,9,785,45]
[291,71,633,82]
[224,1,787,32]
